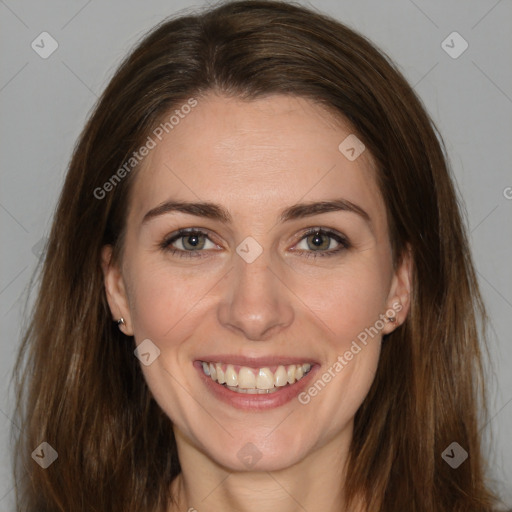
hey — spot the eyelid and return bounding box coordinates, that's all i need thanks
[158,228,220,252]
[160,226,350,258]
[290,227,350,255]
[292,226,349,245]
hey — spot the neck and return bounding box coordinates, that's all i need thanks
[169,427,361,512]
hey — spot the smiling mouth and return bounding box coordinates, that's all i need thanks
[200,361,312,394]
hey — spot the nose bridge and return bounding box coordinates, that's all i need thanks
[217,245,294,341]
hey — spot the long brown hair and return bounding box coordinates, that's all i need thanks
[12,1,499,510]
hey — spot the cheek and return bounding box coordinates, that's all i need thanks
[295,262,386,437]
[127,257,210,339]
[291,256,391,344]
[128,244,392,347]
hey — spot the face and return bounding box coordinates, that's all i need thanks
[102,93,411,472]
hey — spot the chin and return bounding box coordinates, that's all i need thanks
[199,427,316,473]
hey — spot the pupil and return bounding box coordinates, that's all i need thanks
[312,233,323,247]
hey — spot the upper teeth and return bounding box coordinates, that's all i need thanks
[202,362,311,390]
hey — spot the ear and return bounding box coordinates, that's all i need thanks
[381,244,413,335]
[101,245,134,335]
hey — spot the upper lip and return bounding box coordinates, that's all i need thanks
[196,354,318,367]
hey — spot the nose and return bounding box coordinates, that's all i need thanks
[217,251,294,341]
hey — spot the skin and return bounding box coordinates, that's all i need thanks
[102,93,412,512]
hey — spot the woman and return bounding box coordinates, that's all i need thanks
[12,1,502,510]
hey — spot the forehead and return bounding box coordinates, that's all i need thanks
[127,93,386,232]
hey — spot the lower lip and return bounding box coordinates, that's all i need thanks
[194,361,318,411]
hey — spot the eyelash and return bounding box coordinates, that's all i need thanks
[159,227,351,260]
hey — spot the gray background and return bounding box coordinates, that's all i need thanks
[1,0,511,509]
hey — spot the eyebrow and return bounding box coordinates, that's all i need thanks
[142,198,372,230]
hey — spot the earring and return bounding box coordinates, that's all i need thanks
[116,318,125,329]
[386,314,397,323]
